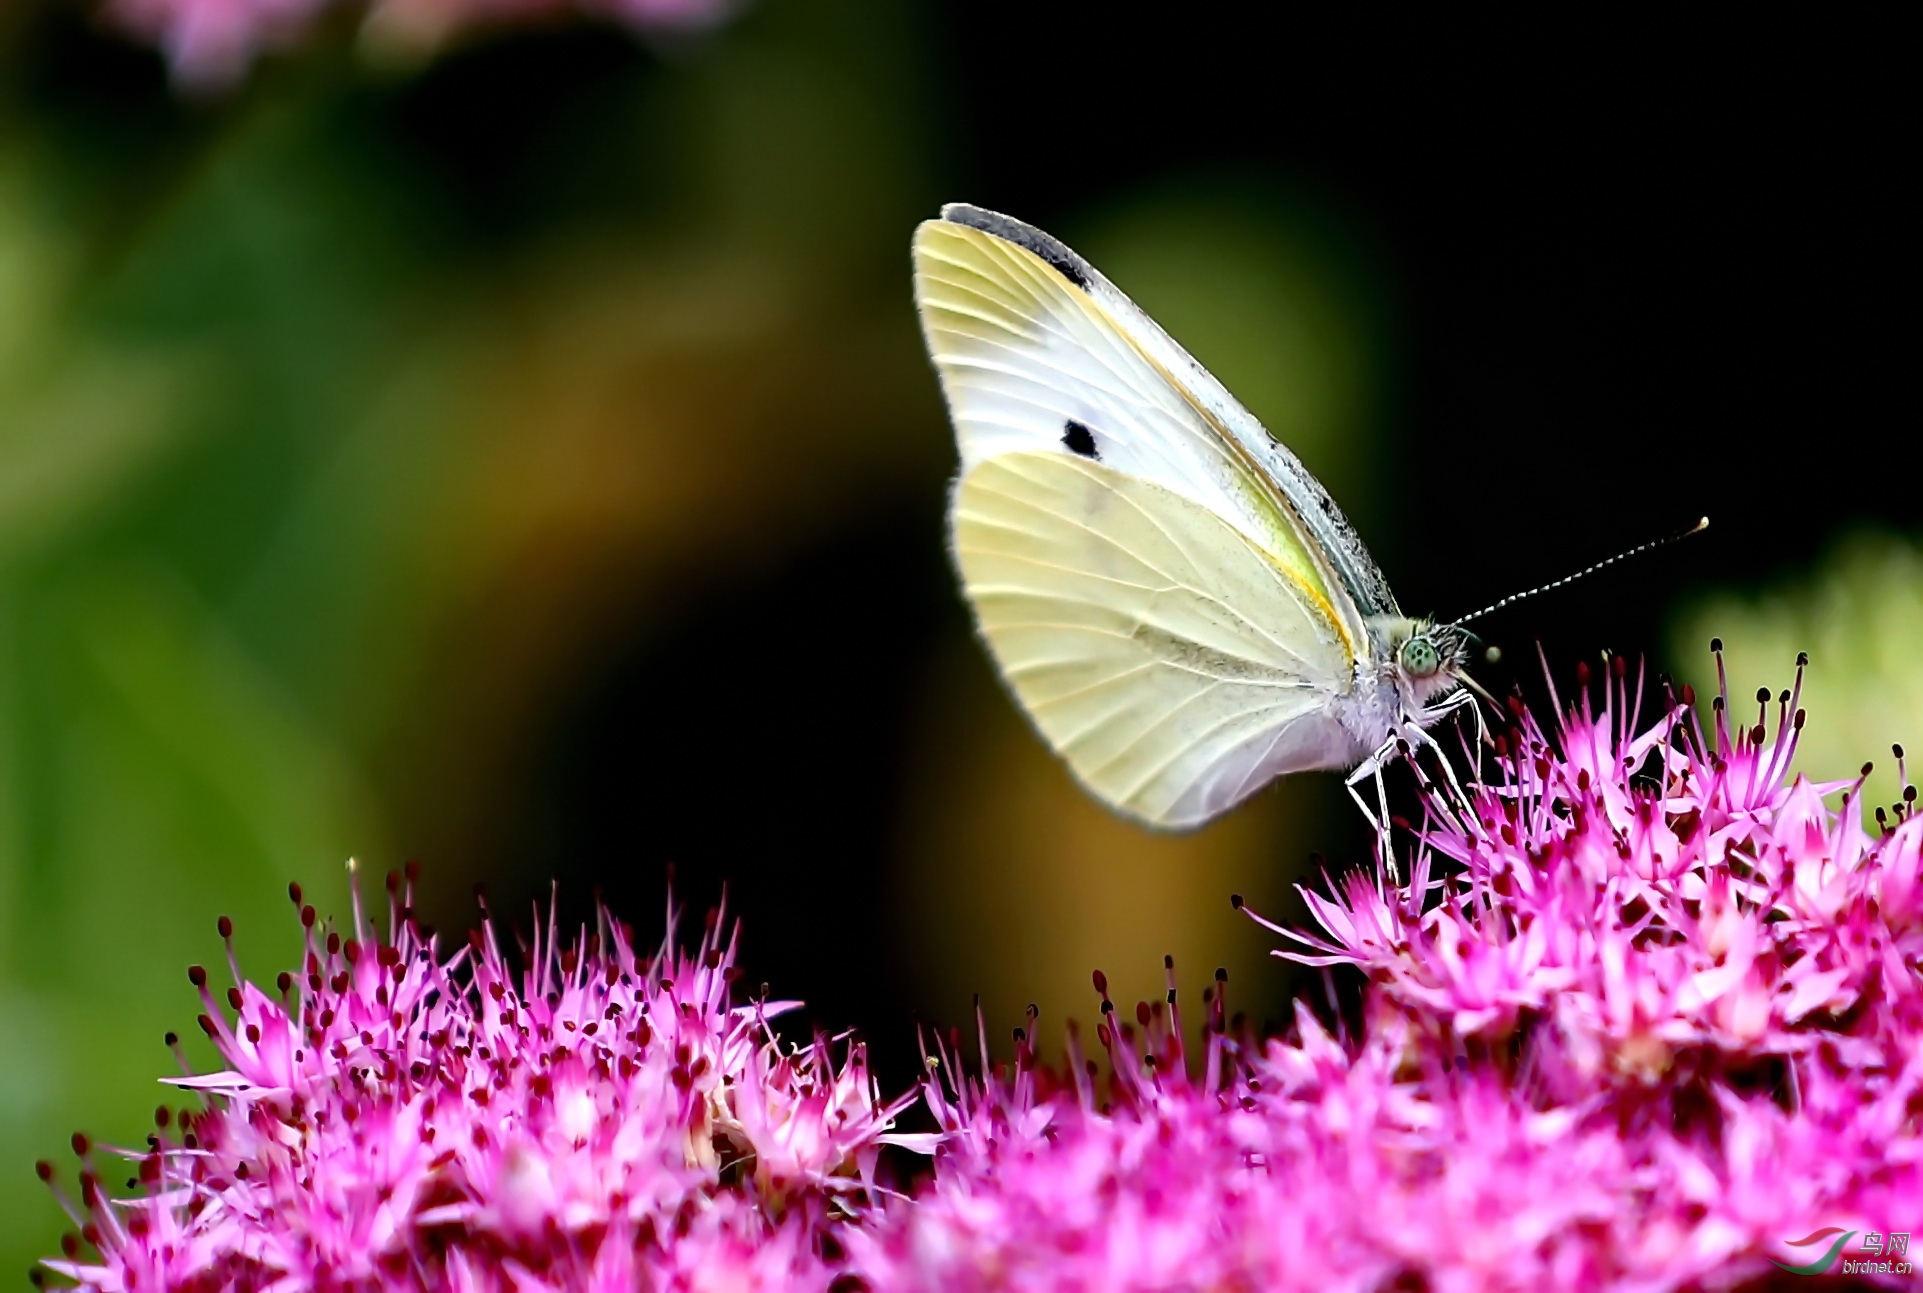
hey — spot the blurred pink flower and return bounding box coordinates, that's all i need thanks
[108,0,327,88]
[105,0,735,91]
[40,873,911,1292]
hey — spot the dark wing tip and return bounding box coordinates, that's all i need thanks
[938,203,1093,291]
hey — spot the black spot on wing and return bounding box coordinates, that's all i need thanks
[1062,419,1100,459]
[941,203,1093,291]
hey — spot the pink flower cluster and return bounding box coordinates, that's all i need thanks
[1277,651,1923,1091]
[38,649,1923,1291]
[40,876,913,1292]
[856,991,1923,1291]
[854,652,1923,1290]
[108,0,732,91]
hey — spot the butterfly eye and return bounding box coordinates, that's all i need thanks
[1399,636,1442,679]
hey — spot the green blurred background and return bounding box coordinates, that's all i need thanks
[0,1,1909,1270]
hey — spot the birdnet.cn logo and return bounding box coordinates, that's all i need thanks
[1773,1228,1913,1277]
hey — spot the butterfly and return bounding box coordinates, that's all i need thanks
[912,202,1481,832]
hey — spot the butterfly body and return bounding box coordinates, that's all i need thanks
[917,203,1469,830]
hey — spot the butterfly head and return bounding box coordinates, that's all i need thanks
[1383,619,1471,706]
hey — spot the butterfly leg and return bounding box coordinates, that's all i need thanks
[1450,686,1491,778]
[1402,689,1485,835]
[1342,761,1382,834]
[1345,733,1405,882]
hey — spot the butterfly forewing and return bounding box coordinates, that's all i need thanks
[914,217,1362,645]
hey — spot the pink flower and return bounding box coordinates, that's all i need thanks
[854,649,1923,1291]
[108,0,327,88]
[107,0,735,91]
[1266,650,1919,1088]
[38,870,913,1292]
[38,646,1923,1291]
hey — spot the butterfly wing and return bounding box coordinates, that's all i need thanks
[953,450,1360,827]
[916,207,1379,827]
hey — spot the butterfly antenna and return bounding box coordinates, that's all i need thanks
[1454,517,1709,626]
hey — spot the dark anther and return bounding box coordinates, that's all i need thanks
[1091,970,1108,996]
[288,882,302,905]
[217,916,233,939]
[1755,687,1770,704]
[1710,637,1723,652]
[1897,744,1907,759]
[1862,762,1876,778]
[1214,967,1228,982]
[1796,651,1809,667]
[1229,893,1244,909]
[187,966,207,988]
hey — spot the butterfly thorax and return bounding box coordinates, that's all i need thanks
[1338,617,1470,753]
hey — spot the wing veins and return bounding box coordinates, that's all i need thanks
[962,470,1326,669]
[1107,687,1304,803]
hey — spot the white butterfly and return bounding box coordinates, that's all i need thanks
[913,202,1480,832]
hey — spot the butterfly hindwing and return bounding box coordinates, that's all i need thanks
[952,450,1359,828]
